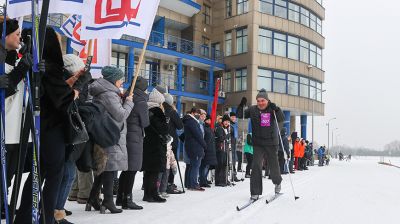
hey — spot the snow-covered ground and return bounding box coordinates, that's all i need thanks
[4,157,400,224]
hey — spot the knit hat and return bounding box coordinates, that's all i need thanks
[229,112,236,117]
[63,54,85,75]
[155,85,166,94]
[101,66,124,84]
[222,114,231,123]
[199,109,207,115]
[0,19,19,37]
[256,88,269,100]
[135,76,148,91]
[148,88,165,105]
[164,93,174,106]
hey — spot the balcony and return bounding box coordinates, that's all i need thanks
[122,31,224,64]
[159,0,201,17]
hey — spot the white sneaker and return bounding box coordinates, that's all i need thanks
[250,195,259,200]
[160,192,170,198]
[275,184,281,194]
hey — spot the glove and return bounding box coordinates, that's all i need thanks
[239,97,247,107]
[0,75,9,89]
[269,102,278,111]
[18,53,34,69]
[73,71,93,92]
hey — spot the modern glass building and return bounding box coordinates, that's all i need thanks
[17,0,325,138]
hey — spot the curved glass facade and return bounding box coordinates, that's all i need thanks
[259,0,323,35]
[257,67,323,102]
[258,27,323,69]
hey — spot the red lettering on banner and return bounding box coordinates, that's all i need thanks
[72,22,86,46]
[95,0,141,24]
[79,39,98,64]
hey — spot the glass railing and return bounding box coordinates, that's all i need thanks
[121,31,224,63]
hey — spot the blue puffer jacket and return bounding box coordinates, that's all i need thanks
[183,114,206,160]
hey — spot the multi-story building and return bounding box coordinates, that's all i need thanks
[16,0,325,139]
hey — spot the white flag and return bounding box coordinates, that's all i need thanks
[60,15,85,52]
[78,39,111,78]
[80,0,160,40]
[7,0,85,18]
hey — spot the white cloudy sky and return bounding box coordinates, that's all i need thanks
[310,0,400,149]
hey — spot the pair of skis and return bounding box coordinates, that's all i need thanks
[236,193,284,211]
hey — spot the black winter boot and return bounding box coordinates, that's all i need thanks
[100,172,122,214]
[122,193,143,210]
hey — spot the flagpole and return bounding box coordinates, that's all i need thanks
[129,39,148,96]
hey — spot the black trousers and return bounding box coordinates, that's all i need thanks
[250,145,282,196]
[118,171,137,196]
[15,126,66,224]
[236,151,243,171]
[143,171,159,199]
[245,152,253,175]
[278,151,285,173]
[168,145,178,185]
[184,164,191,188]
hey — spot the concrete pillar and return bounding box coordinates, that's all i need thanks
[127,47,135,86]
[283,110,291,135]
[207,66,214,113]
[290,115,296,135]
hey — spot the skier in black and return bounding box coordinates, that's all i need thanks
[237,89,285,200]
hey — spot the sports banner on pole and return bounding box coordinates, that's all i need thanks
[7,0,85,18]
[60,15,110,78]
[80,0,160,40]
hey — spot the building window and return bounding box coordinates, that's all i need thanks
[225,31,232,56]
[288,36,299,60]
[258,68,272,91]
[300,40,309,64]
[212,43,221,60]
[226,0,232,18]
[236,28,248,54]
[288,3,300,23]
[317,47,322,69]
[224,71,232,92]
[259,0,273,14]
[235,68,247,91]
[288,74,299,96]
[300,77,309,98]
[203,5,211,25]
[309,44,317,66]
[300,8,310,27]
[258,28,272,54]
[273,71,286,93]
[317,82,322,101]
[237,0,249,15]
[310,14,317,32]
[201,36,210,57]
[273,33,287,57]
[310,80,317,100]
[274,0,287,19]
[316,0,323,6]
[111,51,128,76]
[317,18,322,34]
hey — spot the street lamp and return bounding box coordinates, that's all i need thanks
[332,128,339,147]
[326,117,336,151]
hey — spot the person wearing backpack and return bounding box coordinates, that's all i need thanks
[86,66,134,214]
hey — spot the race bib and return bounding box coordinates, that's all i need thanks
[260,113,271,127]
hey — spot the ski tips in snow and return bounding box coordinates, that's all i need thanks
[295,196,300,200]
[265,193,283,204]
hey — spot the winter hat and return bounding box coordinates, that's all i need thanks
[280,127,287,136]
[135,76,148,91]
[101,66,124,84]
[164,93,174,106]
[148,88,165,105]
[256,88,269,100]
[63,54,85,75]
[229,112,236,117]
[155,85,166,94]
[222,114,231,123]
[205,115,211,121]
[0,18,19,37]
[199,109,207,115]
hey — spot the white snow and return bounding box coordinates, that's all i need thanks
[4,157,400,224]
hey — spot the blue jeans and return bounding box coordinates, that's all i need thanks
[199,164,209,186]
[55,160,76,209]
[189,157,202,189]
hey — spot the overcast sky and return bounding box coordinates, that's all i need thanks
[310,0,400,150]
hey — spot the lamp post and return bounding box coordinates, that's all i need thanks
[326,117,336,151]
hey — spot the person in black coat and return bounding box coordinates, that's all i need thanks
[162,94,184,189]
[15,27,79,224]
[183,108,206,191]
[142,88,169,203]
[214,115,232,186]
[278,127,290,174]
[199,115,218,187]
[237,89,285,199]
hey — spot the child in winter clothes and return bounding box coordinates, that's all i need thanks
[158,137,178,198]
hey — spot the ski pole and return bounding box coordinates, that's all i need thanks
[273,110,299,201]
